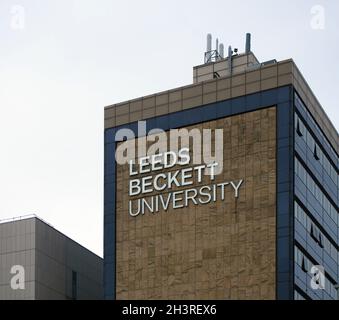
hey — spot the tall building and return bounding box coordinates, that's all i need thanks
[0,215,103,300]
[104,34,338,300]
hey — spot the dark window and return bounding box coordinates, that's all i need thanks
[296,119,303,137]
[310,224,315,239]
[318,234,324,248]
[72,271,77,300]
[313,145,320,161]
[310,224,319,243]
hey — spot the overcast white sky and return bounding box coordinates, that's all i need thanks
[0,0,338,256]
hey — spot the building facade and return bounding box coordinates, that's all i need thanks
[0,216,103,300]
[104,41,338,300]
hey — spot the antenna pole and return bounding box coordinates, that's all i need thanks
[219,43,224,59]
[207,34,212,52]
[245,33,251,53]
[228,45,233,75]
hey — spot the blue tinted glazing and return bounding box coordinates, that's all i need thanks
[293,92,338,300]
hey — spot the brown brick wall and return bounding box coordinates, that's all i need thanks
[115,107,277,299]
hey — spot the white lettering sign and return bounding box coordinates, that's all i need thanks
[128,148,244,217]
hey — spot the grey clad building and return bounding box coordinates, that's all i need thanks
[0,215,103,300]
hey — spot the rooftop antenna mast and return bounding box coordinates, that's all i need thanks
[204,34,224,63]
[245,33,251,53]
